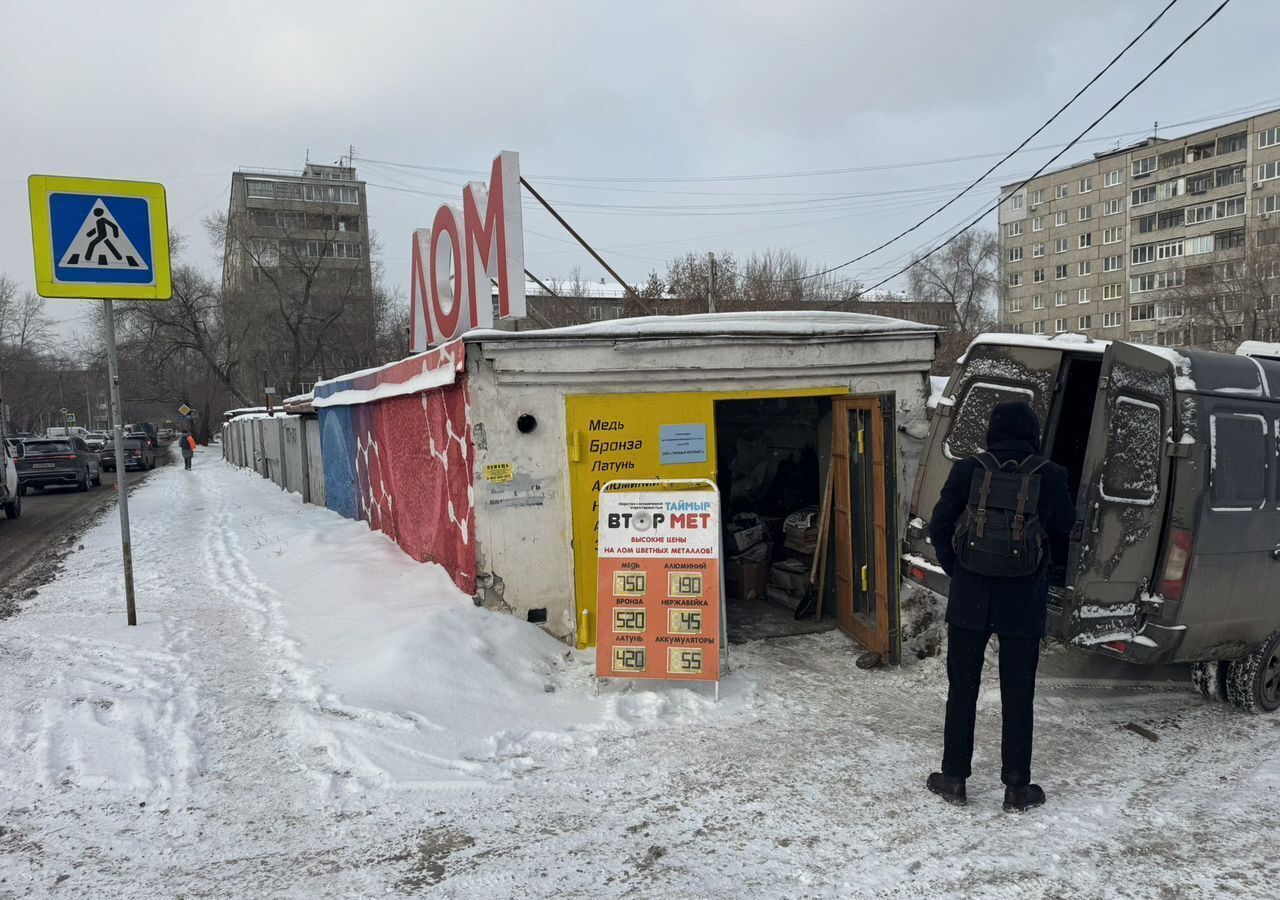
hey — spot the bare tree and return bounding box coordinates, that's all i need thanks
[208,209,376,394]
[1162,238,1280,351]
[906,229,999,335]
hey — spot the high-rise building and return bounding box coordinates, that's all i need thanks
[997,107,1280,348]
[222,162,374,392]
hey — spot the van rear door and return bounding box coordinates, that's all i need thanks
[1061,342,1175,642]
[904,340,1064,594]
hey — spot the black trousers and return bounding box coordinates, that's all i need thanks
[183,456,192,469]
[942,624,1041,787]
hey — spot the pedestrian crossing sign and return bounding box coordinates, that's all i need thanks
[28,175,171,300]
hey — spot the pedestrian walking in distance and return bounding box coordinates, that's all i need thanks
[181,431,196,470]
[926,401,1075,812]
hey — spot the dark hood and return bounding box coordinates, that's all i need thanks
[985,401,1042,452]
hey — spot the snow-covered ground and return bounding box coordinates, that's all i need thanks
[1,453,1278,898]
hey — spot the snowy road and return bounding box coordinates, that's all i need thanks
[0,456,1277,898]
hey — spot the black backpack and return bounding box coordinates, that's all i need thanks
[952,452,1048,578]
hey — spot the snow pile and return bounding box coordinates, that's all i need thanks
[0,453,748,810]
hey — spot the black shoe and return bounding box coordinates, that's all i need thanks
[1003,784,1045,812]
[926,772,967,806]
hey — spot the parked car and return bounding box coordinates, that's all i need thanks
[904,335,1280,713]
[102,437,154,472]
[16,437,102,492]
[157,428,175,442]
[0,437,20,519]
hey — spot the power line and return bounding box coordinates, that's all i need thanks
[852,0,1235,301]
[721,0,1183,286]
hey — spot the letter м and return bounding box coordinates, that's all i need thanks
[464,151,527,326]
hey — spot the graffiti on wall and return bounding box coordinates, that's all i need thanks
[314,341,476,593]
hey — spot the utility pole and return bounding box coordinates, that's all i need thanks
[708,252,716,314]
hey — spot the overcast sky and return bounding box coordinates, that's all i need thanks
[0,0,1271,339]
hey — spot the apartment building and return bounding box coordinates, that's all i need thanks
[998,107,1280,347]
[222,162,375,392]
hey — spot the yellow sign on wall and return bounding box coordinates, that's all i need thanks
[28,175,171,301]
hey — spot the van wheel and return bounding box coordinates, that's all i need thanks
[1191,660,1229,702]
[4,494,20,519]
[1225,628,1280,714]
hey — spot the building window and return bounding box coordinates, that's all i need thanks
[1079,204,1093,221]
[1135,214,1156,234]
[1078,315,1092,330]
[1055,265,1069,280]
[1103,226,1124,244]
[1158,209,1184,230]
[1055,318,1067,333]
[1078,232,1092,249]
[1104,254,1123,272]
[1259,126,1280,149]
[1033,242,1045,258]
[1033,320,1046,335]
[1131,185,1157,206]
[1078,288,1091,304]
[1012,194,1025,211]
[1033,294,1046,310]
[1008,246,1023,262]
[1033,268,1045,284]
[1258,194,1280,215]
[1216,165,1245,189]
[1008,272,1022,287]
[1187,171,1214,194]
[1258,228,1280,248]
[1217,131,1248,155]
[1184,235,1214,256]
[1215,228,1246,251]
[1104,168,1124,187]
[1131,302,1156,322]
[1078,260,1092,276]
[1055,237,1069,253]
[1103,283,1123,300]
[1006,221,1023,237]
[1103,311,1122,328]
[1186,203,1214,224]
[1132,243,1155,265]
[1103,197,1124,216]
[1008,297,1023,313]
[1055,184,1070,200]
[1157,239,1184,261]
[1055,211,1069,227]
[1031,189,1044,205]
[1157,299,1184,320]
[1054,291,1067,307]
[1259,161,1280,184]
[1079,176,1094,194]
[1032,216,1044,232]
[1132,155,1157,177]
[1216,196,1246,218]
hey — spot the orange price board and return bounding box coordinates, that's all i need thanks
[596,482,722,688]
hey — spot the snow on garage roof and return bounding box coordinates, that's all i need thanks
[467,310,938,342]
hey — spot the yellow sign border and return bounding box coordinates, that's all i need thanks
[28,175,172,301]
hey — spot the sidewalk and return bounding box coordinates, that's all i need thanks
[0,455,1275,898]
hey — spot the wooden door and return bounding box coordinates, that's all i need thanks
[832,396,897,661]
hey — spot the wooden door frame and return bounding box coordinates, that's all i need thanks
[831,395,899,663]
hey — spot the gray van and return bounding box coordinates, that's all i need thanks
[904,334,1280,713]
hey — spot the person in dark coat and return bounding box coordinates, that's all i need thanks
[926,400,1075,812]
[180,431,196,470]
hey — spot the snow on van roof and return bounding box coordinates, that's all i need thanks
[467,310,938,342]
[959,332,1110,363]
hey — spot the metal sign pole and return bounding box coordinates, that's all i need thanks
[102,300,137,626]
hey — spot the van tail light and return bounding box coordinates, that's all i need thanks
[909,566,927,582]
[1158,528,1195,601]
